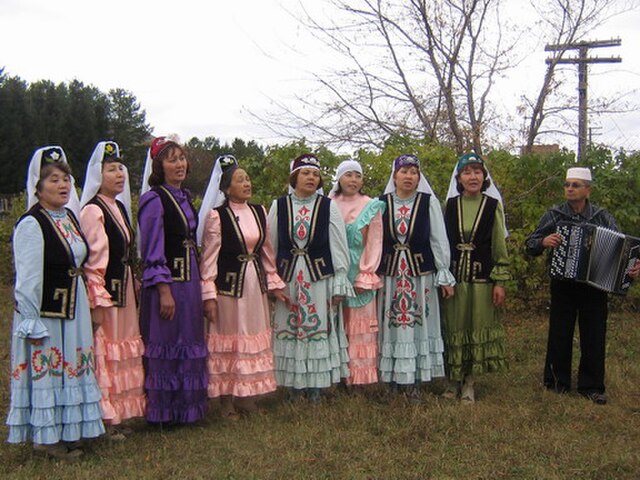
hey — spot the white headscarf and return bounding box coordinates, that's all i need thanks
[139,147,153,198]
[445,154,508,237]
[26,145,81,216]
[329,159,362,198]
[196,155,238,246]
[383,154,436,197]
[79,141,132,220]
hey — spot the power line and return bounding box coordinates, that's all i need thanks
[545,39,622,162]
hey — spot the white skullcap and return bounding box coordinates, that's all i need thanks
[566,167,592,182]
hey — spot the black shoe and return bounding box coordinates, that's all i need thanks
[580,392,607,405]
[545,384,569,394]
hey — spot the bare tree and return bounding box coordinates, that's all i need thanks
[260,0,517,155]
[521,0,637,152]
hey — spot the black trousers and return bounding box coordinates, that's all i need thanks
[543,279,608,394]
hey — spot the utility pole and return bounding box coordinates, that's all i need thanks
[545,39,621,162]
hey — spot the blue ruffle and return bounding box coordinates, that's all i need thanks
[15,317,49,339]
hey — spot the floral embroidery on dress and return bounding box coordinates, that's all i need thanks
[13,346,95,381]
[294,205,311,241]
[395,204,411,236]
[30,346,63,380]
[277,270,327,341]
[386,258,424,329]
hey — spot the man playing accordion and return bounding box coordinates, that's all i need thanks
[526,167,640,405]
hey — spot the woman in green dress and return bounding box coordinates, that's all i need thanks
[441,153,510,403]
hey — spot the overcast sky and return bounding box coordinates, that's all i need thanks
[2,0,639,152]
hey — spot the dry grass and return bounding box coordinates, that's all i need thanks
[1,283,639,480]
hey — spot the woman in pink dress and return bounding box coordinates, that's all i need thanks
[199,155,288,418]
[79,141,145,437]
[329,160,385,387]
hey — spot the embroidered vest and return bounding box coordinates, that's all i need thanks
[444,194,497,283]
[276,195,334,282]
[215,203,268,297]
[152,186,198,282]
[377,192,436,277]
[86,196,135,306]
[18,204,88,319]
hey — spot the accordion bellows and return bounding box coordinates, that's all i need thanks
[550,222,640,295]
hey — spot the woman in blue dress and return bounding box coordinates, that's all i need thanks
[6,146,105,459]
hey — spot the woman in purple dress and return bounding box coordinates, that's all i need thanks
[138,136,208,424]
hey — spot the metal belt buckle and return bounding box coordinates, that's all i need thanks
[456,243,475,251]
[238,253,256,262]
[393,243,410,251]
[67,267,83,277]
[291,248,307,256]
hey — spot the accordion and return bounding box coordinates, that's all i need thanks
[550,222,640,295]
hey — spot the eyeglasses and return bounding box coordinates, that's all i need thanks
[563,182,587,189]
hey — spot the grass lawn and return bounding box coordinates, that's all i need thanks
[0,283,639,480]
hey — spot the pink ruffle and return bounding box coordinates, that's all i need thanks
[97,367,145,395]
[102,395,146,425]
[207,329,272,354]
[201,279,217,301]
[353,272,383,290]
[207,354,274,376]
[344,303,378,334]
[266,272,286,291]
[87,281,113,308]
[346,366,378,385]
[208,375,277,398]
[348,342,378,360]
[95,334,145,362]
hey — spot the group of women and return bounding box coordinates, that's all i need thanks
[6,137,510,460]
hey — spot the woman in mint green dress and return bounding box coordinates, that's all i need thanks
[441,153,510,403]
[330,160,385,386]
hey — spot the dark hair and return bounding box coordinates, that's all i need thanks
[148,144,189,187]
[102,156,123,168]
[35,162,72,193]
[289,169,324,189]
[219,166,239,195]
[455,165,491,193]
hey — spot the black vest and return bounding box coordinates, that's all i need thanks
[276,195,334,282]
[17,204,88,319]
[444,194,498,283]
[86,196,135,306]
[377,192,436,277]
[151,186,198,282]
[215,203,268,297]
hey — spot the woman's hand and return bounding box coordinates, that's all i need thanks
[270,289,291,307]
[203,299,218,324]
[157,283,176,320]
[440,285,454,299]
[332,295,345,305]
[28,338,43,346]
[492,285,506,306]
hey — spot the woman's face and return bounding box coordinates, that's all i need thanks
[38,167,71,210]
[100,161,126,198]
[162,147,188,187]
[458,165,485,195]
[393,166,419,195]
[225,168,252,203]
[338,170,363,197]
[294,168,321,197]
